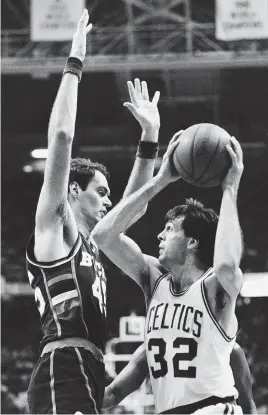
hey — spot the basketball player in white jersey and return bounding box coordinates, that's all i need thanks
[103,342,257,414]
[93,133,245,413]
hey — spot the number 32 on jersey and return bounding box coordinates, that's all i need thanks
[148,337,198,379]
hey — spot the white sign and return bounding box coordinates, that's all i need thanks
[216,0,268,40]
[119,315,145,341]
[31,0,85,41]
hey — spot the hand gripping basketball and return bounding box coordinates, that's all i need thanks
[222,136,244,192]
[172,123,232,187]
[157,131,184,183]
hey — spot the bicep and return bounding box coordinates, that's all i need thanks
[35,131,72,230]
[98,233,150,291]
[214,265,243,301]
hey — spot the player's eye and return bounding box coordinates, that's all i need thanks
[98,189,106,196]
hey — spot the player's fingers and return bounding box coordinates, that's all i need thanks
[134,78,142,100]
[231,136,243,160]
[168,130,184,146]
[86,23,93,34]
[226,143,237,165]
[127,81,138,106]
[152,91,160,105]
[78,9,89,29]
[166,136,182,157]
[141,81,149,101]
[123,102,138,117]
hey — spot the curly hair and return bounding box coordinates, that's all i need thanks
[68,157,110,191]
[165,198,218,267]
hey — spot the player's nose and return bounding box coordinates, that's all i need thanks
[104,196,112,208]
[158,230,164,241]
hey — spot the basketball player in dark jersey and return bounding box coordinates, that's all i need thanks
[103,342,257,414]
[26,9,161,414]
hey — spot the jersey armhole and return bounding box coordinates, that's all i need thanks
[26,232,82,268]
[150,272,170,300]
[201,277,238,342]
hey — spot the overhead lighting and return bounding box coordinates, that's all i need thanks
[23,160,46,173]
[31,148,48,159]
[23,165,34,173]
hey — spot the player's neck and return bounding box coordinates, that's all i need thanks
[69,200,95,239]
[75,214,95,241]
[170,261,206,293]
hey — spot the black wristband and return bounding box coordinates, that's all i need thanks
[136,140,159,159]
[63,57,83,83]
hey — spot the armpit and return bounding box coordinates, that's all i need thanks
[216,286,228,309]
[56,201,68,223]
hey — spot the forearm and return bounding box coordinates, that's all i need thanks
[48,73,79,144]
[93,175,168,246]
[214,186,243,270]
[103,385,121,408]
[103,345,148,409]
[231,345,257,414]
[123,128,159,199]
[104,376,141,409]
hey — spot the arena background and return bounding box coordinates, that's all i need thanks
[1,0,268,413]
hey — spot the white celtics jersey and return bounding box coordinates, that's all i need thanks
[145,268,238,413]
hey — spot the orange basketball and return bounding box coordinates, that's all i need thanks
[172,123,231,187]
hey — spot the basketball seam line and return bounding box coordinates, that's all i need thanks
[197,137,221,183]
[191,125,200,178]
[175,157,192,177]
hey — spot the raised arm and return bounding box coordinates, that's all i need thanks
[103,344,149,409]
[122,79,159,202]
[93,132,181,246]
[34,10,92,261]
[92,134,181,290]
[213,137,244,301]
[231,343,258,414]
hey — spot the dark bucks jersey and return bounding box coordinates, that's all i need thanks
[26,233,107,352]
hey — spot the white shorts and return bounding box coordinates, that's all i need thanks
[193,403,243,414]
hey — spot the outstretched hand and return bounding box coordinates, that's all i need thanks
[222,136,244,191]
[70,9,92,61]
[157,131,184,183]
[123,79,160,132]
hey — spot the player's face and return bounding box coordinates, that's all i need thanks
[157,216,188,267]
[79,170,112,226]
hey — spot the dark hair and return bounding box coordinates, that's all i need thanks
[165,198,218,267]
[69,157,110,191]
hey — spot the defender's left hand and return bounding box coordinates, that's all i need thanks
[222,136,244,191]
[123,79,160,133]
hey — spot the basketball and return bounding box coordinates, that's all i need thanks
[172,123,232,187]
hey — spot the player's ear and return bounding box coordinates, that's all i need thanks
[69,181,80,197]
[188,237,199,249]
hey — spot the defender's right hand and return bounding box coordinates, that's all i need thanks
[70,9,92,61]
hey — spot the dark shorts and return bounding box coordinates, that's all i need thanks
[28,346,105,414]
